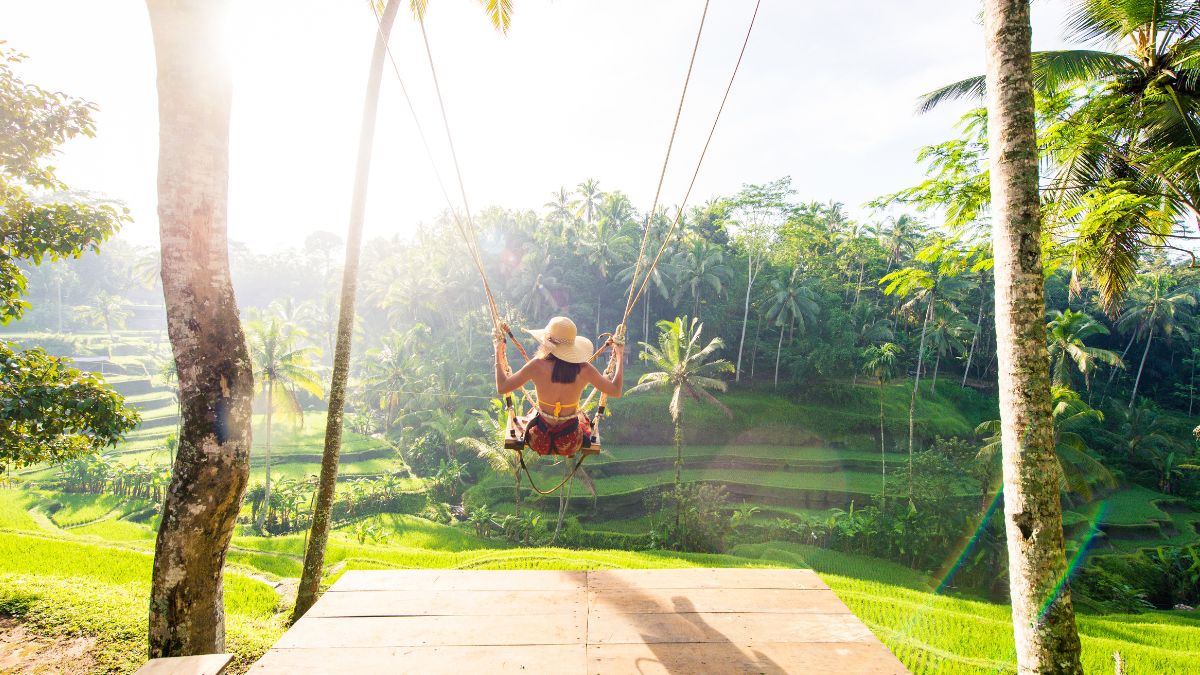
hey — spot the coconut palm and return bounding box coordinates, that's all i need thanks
[922,0,1200,311]
[246,318,324,530]
[673,237,729,320]
[763,269,820,388]
[627,317,734,541]
[862,342,903,505]
[925,309,972,394]
[1046,309,1122,390]
[579,219,634,335]
[295,0,513,619]
[543,187,575,239]
[978,1,1084,665]
[881,265,969,496]
[77,292,133,358]
[977,387,1117,501]
[1118,272,1196,407]
[459,400,523,517]
[574,178,602,224]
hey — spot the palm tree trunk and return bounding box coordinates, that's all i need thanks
[673,411,683,547]
[1129,325,1155,408]
[931,351,941,395]
[908,297,933,499]
[878,379,886,508]
[514,465,521,519]
[963,282,986,388]
[552,459,570,544]
[773,324,785,389]
[750,317,762,380]
[852,259,866,308]
[256,380,273,530]
[1189,347,1196,416]
[146,0,254,657]
[735,254,756,382]
[293,0,400,622]
[983,0,1083,669]
[1107,331,1138,386]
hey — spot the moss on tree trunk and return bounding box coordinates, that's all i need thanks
[983,0,1083,671]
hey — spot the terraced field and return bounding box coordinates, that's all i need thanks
[2,489,1196,674]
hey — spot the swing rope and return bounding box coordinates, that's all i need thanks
[369,0,763,493]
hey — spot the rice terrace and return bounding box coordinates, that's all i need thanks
[2,0,1200,673]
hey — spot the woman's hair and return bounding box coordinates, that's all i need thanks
[538,347,582,384]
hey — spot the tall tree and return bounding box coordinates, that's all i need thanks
[1118,272,1195,408]
[146,0,255,657]
[246,318,323,530]
[764,268,819,388]
[729,179,792,382]
[1046,309,1121,390]
[293,0,401,620]
[574,178,602,224]
[628,317,733,541]
[293,0,512,620]
[982,0,1083,670]
[862,342,902,506]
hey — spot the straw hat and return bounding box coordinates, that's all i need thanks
[526,316,593,364]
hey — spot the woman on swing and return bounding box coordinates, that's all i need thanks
[495,316,624,456]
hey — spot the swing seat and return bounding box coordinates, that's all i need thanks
[505,410,601,456]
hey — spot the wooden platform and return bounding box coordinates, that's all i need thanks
[250,569,909,674]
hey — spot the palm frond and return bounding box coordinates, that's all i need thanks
[917,75,986,115]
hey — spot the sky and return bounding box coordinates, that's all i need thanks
[2,0,1074,252]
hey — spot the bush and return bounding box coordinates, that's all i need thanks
[647,483,732,553]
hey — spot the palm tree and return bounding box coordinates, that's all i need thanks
[574,178,602,224]
[458,400,522,517]
[882,266,968,496]
[977,387,1117,501]
[579,220,633,335]
[627,317,733,541]
[1118,272,1196,407]
[296,0,513,620]
[980,0,1083,668]
[246,318,324,530]
[922,1,1200,311]
[863,343,902,505]
[1046,309,1122,390]
[543,187,575,239]
[673,237,729,320]
[77,292,133,358]
[925,309,971,394]
[146,0,256,657]
[763,269,820,388]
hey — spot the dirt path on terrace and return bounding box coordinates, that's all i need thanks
[0,616,97,675]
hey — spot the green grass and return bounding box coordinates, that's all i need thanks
[0,489,36,530]
[735,542,1200,674]
[38,493,129,528]
[594,444,894,464]
[1098,486,1176,526]
[509,466,929,498]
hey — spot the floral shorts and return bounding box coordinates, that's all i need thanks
[517,410,594,456]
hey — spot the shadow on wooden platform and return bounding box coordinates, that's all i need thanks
[250,568,909,674]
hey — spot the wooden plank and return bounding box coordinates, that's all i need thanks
[587,611,876,645]
[134,654,233,675]
[277,614,585,649]
[306,589,585,618]
[589,587,851,614]
[587,642,910,674]
[587,568,826,590]
[249,645,587,674]
[330,569,586,592]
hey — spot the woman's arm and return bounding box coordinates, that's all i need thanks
[495,338,535,395]
[584,344,625,398]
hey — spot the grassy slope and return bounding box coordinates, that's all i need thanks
[5,488,1198,674]
[737,542,1200,675]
